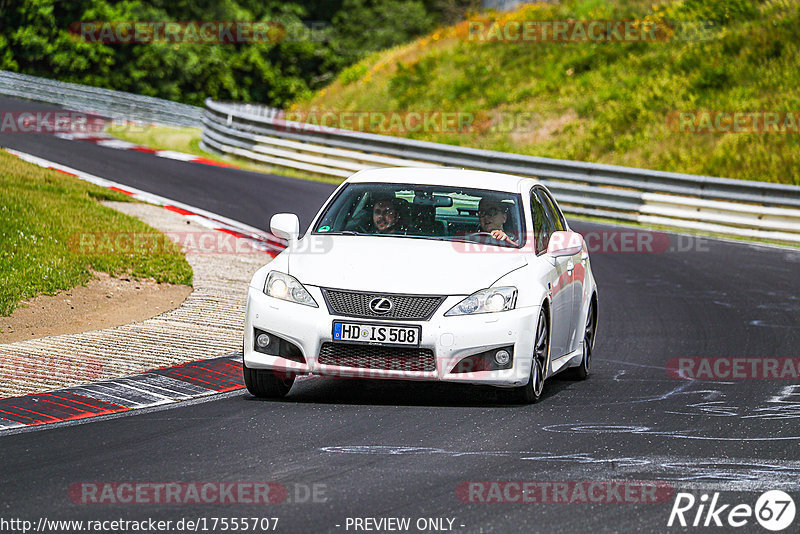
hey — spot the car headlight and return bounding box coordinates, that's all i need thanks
[264,271,318,307]
[445,287,517,316]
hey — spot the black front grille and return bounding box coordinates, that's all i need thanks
[322,289,443,320]
[318,342,436,372]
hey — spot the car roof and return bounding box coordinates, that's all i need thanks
[346,167,539,193]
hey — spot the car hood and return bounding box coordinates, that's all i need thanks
[287,235,527,295]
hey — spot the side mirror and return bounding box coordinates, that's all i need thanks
[547,231,584,257]
[270,213,300,244]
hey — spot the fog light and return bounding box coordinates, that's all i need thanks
[494,349,510,365]
[256,333,271,349]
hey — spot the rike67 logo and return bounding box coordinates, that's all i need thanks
[668,491,796,531]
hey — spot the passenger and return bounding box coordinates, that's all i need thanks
[477,198,518,246]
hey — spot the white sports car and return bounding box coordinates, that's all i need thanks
[243,168,598,403]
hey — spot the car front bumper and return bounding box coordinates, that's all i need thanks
[243,286,540,387]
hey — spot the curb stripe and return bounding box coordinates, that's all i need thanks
[0,409,45,424]
[0,355,245,433]
[47,391,127,411]
[108,186,135,195]
[9,399,81,419]
[164,205,196,216]
[50,167,77,177]
[29,396,112,415]
[154,368,242,391]
[0,403,63,421]
[0,418,25,430]
[192,157,238,168]
[53,132,244,169]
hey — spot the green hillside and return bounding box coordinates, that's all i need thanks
[291,0,800,185]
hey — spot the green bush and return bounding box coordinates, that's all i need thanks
[339,63,369,85]
[0,0,442,107]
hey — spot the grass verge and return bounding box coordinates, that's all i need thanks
[106,124,205,155]
[0,149,193,316]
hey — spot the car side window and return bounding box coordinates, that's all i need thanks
[529,189,553,254]
[536,189,565,232]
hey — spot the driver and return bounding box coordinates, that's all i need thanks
[372,198,404,234]
[478,198,518,246]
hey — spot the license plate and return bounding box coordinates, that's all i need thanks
[332,321,421,346]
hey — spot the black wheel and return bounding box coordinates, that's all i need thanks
[567,302,596,380]
[243,361,294,398]
[499,308,549,404]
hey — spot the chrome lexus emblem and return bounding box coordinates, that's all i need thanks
[369,297,393,315]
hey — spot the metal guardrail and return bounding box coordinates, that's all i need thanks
[9,73,794,242]
[202,99,800,243]
[0,70,203,127]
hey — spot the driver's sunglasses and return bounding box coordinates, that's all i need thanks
[478,208,502,217]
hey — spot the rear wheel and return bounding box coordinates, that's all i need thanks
[243,362,294,398]
[567,302,596,380]
[500,308,549,404]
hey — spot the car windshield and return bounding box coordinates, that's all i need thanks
[312,182,524,248]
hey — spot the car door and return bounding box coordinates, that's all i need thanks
[537,188,583,353]
[530,188,572,359]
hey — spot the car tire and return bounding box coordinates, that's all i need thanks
[243,361,294,398]
[566,302,596,381]
[499,308,549,405]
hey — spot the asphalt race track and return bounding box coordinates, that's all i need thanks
[2,96,800,533]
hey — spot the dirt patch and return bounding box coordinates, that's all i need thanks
[0,271,191,344]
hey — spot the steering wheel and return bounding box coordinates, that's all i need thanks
[465,231,506,243]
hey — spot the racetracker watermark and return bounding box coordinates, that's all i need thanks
[69,231,264,256]
[457,480,674,503]
[450,230,707,254]
[1,355,103,382]
[463,19,716,43]
[269,352,518,381]
[273,110,539,135]
[668,111,800,134]
[67,232,330,256]
[68,482,293,505]
[69,21,285,44]
[0,111,106,134]
[667,358,800,380]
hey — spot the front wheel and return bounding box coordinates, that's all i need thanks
[499,308,549,404]
[243,362,294,398]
